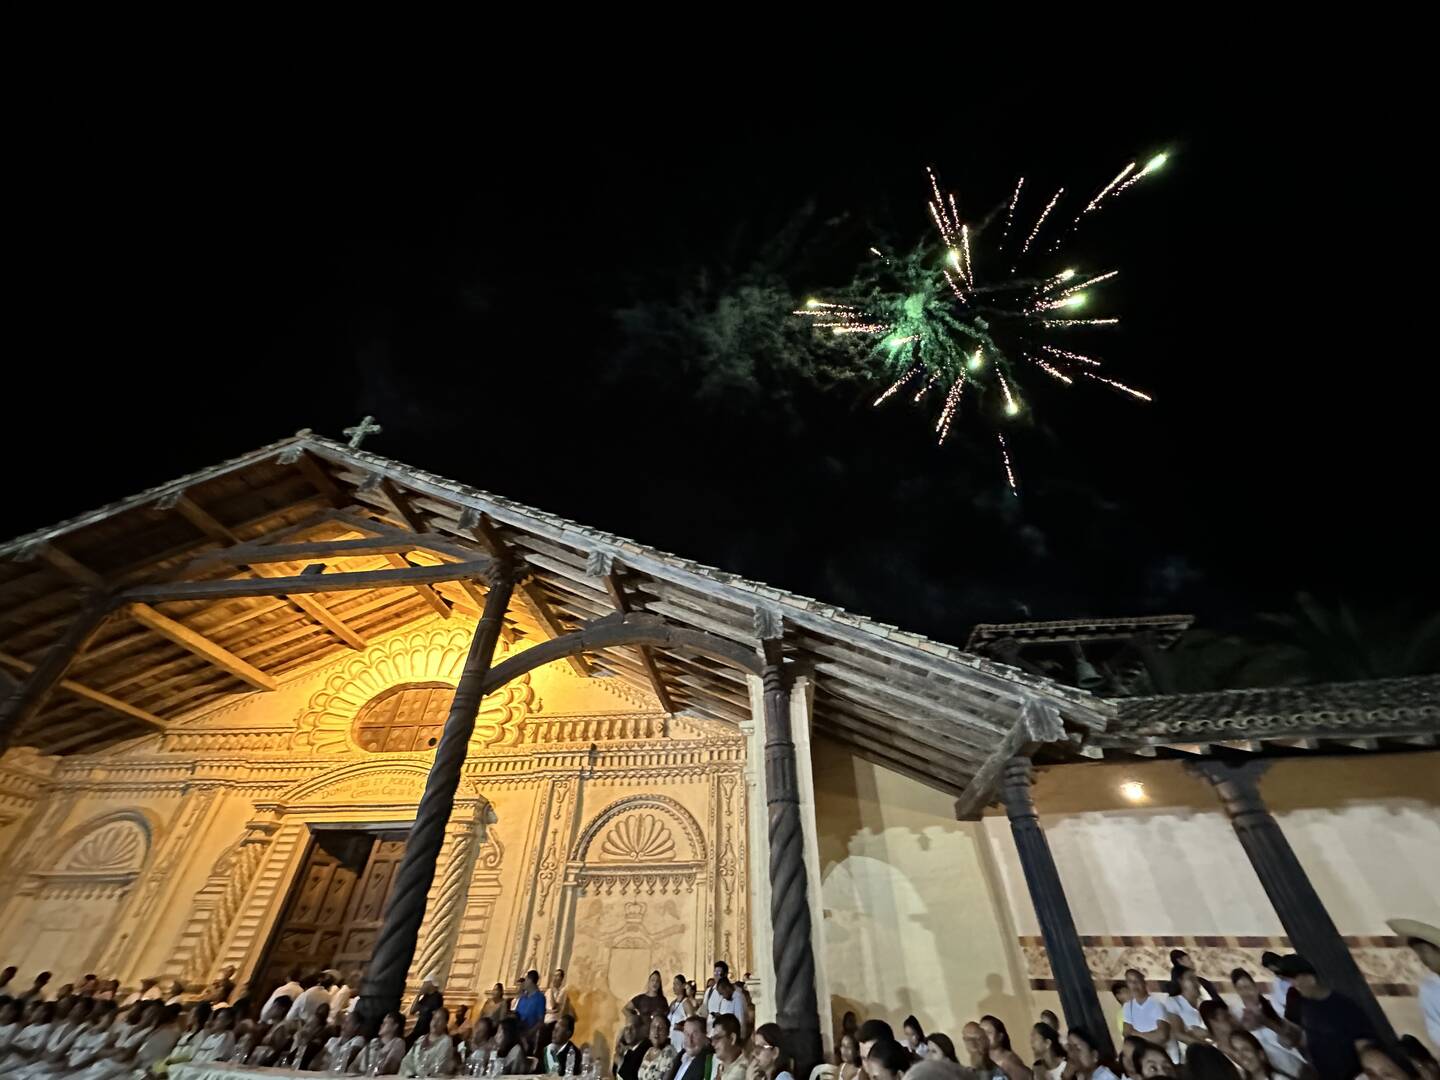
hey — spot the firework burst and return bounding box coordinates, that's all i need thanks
[796,154,1166,492]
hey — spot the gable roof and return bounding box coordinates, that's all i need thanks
[0,431,1108,796]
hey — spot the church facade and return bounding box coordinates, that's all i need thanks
[1,429,1436,1055]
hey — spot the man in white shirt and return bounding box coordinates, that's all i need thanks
[287,973,334,1021]
[1389,917,1440,1050]
[330,971,355,1016]
[1121,968,1173,1056]
[701,965,749,1034]
[262,968,305,1017]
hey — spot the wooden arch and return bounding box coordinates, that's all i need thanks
[476,611,762,697]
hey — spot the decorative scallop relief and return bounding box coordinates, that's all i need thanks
[60,820,148,874]
[599,814,676,863]
[293,627,536,752]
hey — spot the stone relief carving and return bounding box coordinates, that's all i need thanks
[573,795,706,865]
[599,814,676,863]
[293,627,535,752]
[63,821,147,874]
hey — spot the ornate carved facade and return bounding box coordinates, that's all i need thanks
[0,617,752,1047]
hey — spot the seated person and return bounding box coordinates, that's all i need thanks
[546,1015,585,1076]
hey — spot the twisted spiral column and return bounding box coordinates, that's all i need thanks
[413,820,477,983]
[762,661,822,1075]
[356,567,516,1029]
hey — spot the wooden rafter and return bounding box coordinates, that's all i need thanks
[122,559,493,604]
[160,494,369,651]
[0,651,166,731]
[0,598,112,745]
[126,603,278,692]
[382,553,452,618]
[378,478,430,533]
[460,512,591,677]
[598,567,676,713]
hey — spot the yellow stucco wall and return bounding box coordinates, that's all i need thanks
[812,736,1035,1043]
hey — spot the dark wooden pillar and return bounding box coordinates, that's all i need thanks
[356,566,516,1028]
[1000,757,1113,1056]
[0,596,110,755]
[1193,761,1394,1041]
[762,659,823,1074]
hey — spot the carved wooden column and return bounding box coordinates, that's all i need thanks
[761,655,823,1074]
[1192,761,1394,1041]
[1000,757,1113,1058]
[413,808,483,985]
[356,565,516,1028]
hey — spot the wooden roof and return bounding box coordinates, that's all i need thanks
[0,432,1108,794]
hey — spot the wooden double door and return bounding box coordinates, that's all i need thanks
[256,828,407,1000]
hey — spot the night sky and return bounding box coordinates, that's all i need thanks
[11,85,1435,659]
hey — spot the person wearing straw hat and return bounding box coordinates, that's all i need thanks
[1387,918,1440,1049]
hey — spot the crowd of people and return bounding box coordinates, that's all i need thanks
[0,921,1434,1080]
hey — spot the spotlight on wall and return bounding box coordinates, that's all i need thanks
[1119,780,1147,803]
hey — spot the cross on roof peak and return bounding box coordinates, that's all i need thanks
[343,415,382,448]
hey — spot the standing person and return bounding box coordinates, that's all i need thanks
[633,972,669,1024]
[1064,1028,1121,1080]
[1388,918,1440,1050]
[515,971,546,1040]
[1167,952,1222,1003]
[546,1015,586,1076]
[1259,956,1293,1022]
[402,1007,458,1076]
[545,969,573,1045]
[709,1014,750,1080]
[1164,971,1209,1057]
[482,982,510,1023]
[263,968,304,1017]
[838,1034,865,1080]
[1274,956,1373,1080]
[410,974,446,1045]
[668,1016,715,1080]
[286,972,333,1022]
[639,1014,679,1080]
[1110,984,1130,1050]
[1030,1023,1067,1080]
[903,1017,929,1059]
[1121,970,1173,1059]
[702,970,750,1035]
[749,1023,795,1080]
[668,975,698,1053]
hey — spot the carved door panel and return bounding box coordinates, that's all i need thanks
[256,831,374,997]
[331,834,407,981]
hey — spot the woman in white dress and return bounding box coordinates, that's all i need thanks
[402,1007,458,1076]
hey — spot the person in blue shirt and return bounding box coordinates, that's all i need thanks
[516,970,546,1035]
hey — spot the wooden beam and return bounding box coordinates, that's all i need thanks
[121,559,493,604]
[379,479,430,533]
[294,451,348,508]
[462,513,591,678]
[126,603,278,692]
[954,697,1067,820]
[164,495,369,651]
[599,569,676,713]
[35,544,106,589]
[384,554,452,618]
[0,652,166,732]
[0,599,112,747]
[188,536,432,570]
